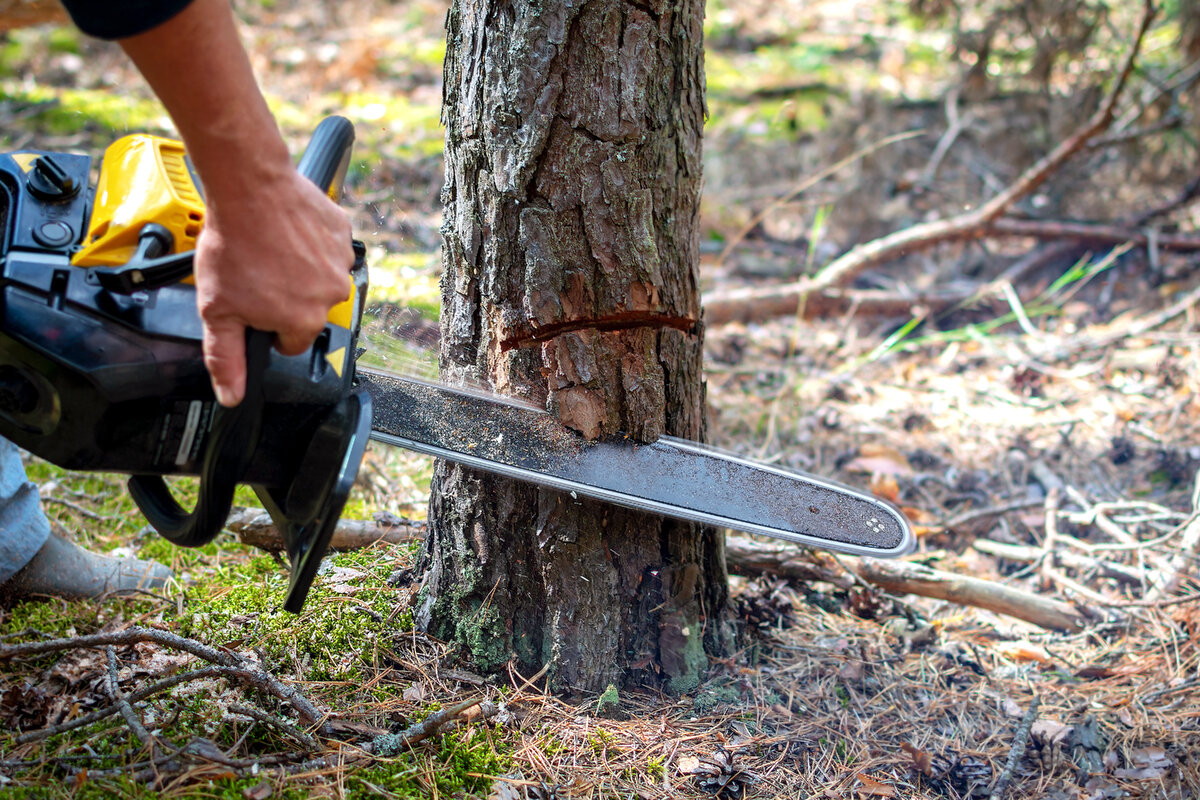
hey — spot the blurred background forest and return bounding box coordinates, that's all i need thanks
[2,0,1200,798]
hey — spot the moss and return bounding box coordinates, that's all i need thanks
[177,548,412,685]
[587,726,619,757]
[595,683,620,714]
[692,680,744,715]
[454,600,510,674]
[347,729,512,798]
[666,620,710,694]
[0,598,98,642]
[0,82,167,136]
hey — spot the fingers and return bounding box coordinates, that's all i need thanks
[203,317,247,407]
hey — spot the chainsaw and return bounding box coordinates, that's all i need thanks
[0,117,914,612]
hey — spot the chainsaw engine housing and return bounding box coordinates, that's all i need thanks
[0,118,369,611]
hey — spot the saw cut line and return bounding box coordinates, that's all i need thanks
[499,311,701,352]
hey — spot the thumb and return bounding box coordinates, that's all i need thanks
[203,317,247,407]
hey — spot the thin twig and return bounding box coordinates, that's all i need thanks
[367,699,484,757]
[796,0,1156,296]
[1145,470,1200,602]
[106,646,155,752]
[0,626,330,733]
[716,129,925,267]
[228,704,320,752]
[939,498,1045,531]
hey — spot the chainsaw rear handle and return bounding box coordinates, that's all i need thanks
[128,116,357,548]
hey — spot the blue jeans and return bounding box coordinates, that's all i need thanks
[0,438,51,584]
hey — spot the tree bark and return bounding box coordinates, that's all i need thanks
[421,0,731,693]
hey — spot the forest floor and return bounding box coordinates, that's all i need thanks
[2,0,1200,798]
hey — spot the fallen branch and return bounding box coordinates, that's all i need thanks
[988,218,1200,251]
[972,539,1146,587]
[723,537,853,588]
[106,646,156,752]
[852,559,1089,631]
[703,2,1158,326]
[367,699,485,757]
[725,536,1088,631]
[700,216,1200,326]
[0,627,330,734]
[798,0,1153,296]
[227,508,426,552]
[1145,470,1200,602]
[701,285,972,327]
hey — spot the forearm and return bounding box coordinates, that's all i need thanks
[116,0,291,197]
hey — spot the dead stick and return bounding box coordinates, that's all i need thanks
[988,696,1039,800]
[700,217,1200,326]
[940,498,1045,532]
[795,0,1155,297]
[723,537,853,588]
[852,559,1087,631]
[1038,488,1062,591]
[18,665,232,743]
[973,539,1145,586]
[227,508,426,552]
[106,646,156,752]
[988,218,1200,251]
[701,285,972,327]
[724,537,1087,630]
[1145,470,1200,602]
[367,699,484,757]
[0,627,330,733]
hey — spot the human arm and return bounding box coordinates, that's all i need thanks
[63,0,354,406]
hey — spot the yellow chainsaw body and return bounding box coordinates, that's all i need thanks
[70,133,355,329]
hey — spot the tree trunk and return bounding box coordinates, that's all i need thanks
[419,0,731,694]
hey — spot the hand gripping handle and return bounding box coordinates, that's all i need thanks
[128,116,357,547]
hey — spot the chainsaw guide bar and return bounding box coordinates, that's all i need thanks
[359,369,915,557]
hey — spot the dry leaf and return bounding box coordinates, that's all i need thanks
[900,742,933,776]
[870,474,901,503]
[488,777,527,800]
[994,642,1055,665]
[1114,766,1169,780]
[844,444,914,478]
[1129,747,1171,768]
[242,780,273,800]
[901,506,935,523]
[856,772,897,797]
